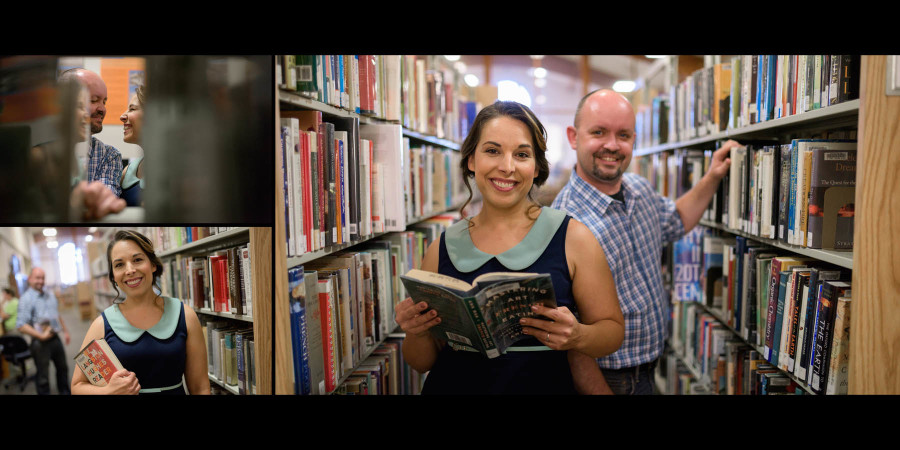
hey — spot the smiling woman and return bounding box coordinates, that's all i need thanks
[119,84,145,206]
[394,100,624,395]
[70,229,210,395]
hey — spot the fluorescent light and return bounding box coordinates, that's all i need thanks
[464,74,480,87]
[47,241,58,249]
[645,55,667,59]
[43,228,57,237]
[88,227,97,233]
[444,55,461,62]
[534,78,547,88]
[613,80,636,93]
[85,235,93,242]
[533,67,547,79]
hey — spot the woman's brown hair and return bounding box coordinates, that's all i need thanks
[106,230,164,304]
[458,100,550,220]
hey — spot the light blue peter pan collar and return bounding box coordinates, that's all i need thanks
[445,206,566,273]
[104,297,181,342]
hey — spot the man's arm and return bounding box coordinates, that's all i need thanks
[568,350,614,395]
[675,139,739,232]
[57,311,70,345]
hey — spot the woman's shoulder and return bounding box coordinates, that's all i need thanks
[564,217,603,256]
[565,217,594,241]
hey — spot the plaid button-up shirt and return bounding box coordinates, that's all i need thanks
[552,170,685,369]
[16,287,63,335]
[88,136,123,197]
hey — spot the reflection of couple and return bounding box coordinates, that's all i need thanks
[60,68,145,220]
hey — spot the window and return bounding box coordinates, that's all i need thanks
[58,242,85,286]
[497,80,532,107]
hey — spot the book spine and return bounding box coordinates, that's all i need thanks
[825,296,851,395]
[319,280,336,393]
[463,295,499,358]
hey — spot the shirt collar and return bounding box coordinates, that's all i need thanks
[103,297,181,342]
[444,206,566,273]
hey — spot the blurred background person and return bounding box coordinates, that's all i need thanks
[1,288,20,336]
[15,267,71,395]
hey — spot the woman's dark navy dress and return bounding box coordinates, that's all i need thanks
[102,297,188,395]
[421,207,578,395]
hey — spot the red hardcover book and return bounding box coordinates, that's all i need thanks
[358,55,373,115]
[209,253,229,312]
[218,257,230,313]
[74,338,125,386]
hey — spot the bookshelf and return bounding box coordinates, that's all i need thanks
[632,54,880,394]
[275,55,471,395]
[152,226,270,395]
[635,99,860,157]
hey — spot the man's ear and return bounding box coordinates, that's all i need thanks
[566,126,578,150]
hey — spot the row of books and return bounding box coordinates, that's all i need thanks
[280,110,467,258]
[202,320,256,395]
[642,55,860,147]
[279,55,470,144]
[332,336,425,395]
[158,244,253,317]
[669,314,812,395]
[145,227,241,253]
[287,217,454,395]
[708,138,857,250]
[634,137,858,251]
[280,110,372,255]
[405,142,467,224]
[631,148,708,202]
[673,229,852,394]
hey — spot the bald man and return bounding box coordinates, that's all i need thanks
[58,68,126,220]
[16,267,71,395]
[58,68,124,198]
[552,89,739,395]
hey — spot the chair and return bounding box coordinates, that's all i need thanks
[0,335,36,393]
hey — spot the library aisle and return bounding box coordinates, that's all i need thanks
[0,298,87,395]
[0,226,270,395]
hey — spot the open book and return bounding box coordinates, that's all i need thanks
[74,338,126,386]
[400,269,557,359]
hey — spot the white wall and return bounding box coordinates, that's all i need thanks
[0,227,34,294]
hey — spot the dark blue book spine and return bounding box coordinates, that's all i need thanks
[770,271,790,364]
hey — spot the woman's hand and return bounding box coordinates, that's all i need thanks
[106,369,141,395]
[395,297,441,338]
[519,304,583,351]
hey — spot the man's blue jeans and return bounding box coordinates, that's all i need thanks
[600,360,657,395]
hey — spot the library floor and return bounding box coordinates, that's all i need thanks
[0,299,91,395]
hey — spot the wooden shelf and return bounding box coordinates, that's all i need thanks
[286,204,464,269]
[686,300,818,395]
[278,89,460,151]
[195,308,254,323]
[330,325,402,394]
[698,219,853,269]
[634,100,860,156]
[208,373,240,395]
[157,227,250,258]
